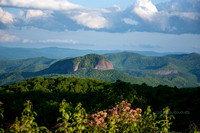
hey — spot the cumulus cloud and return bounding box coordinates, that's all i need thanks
[133,0,158,21]
[172,12,200,20]
[0,0,200,34]
[0,7,14,24]
[0,0,82,10]
[0,0,109,29]
[69,10,109,29]
[107,5,122,12]
[155,0,200,33]
[123,18,138,25]
[0,30,19,42]
[25,10,49,20]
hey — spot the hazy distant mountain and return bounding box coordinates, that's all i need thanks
[0,46,185,60]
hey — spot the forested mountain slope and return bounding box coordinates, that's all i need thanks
[104,52,200,84]
[0,52,200,87]
[0,57,58,73]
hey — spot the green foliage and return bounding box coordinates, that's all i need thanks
[0,77,199,132]
[0,101,4,133]
[104,52,200,87]
[9,100,48,133]
[55,100,174,132]
[0,57,57,73]
[158,107,175,133]
[56,99,73,132]
[0,101,3,121]
[56,99,88,133]
[139,106,159,132]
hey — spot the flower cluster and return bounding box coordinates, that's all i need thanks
[88,111,107,128]
[88,100,142,130]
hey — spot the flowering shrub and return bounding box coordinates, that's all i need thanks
[6,99,175,132]
[56,100,175,132]
[88,100,142,132]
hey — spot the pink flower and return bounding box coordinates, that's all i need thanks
[113,107,117,110]
[103,113,107,117]
[115,115,120,118]
[130,109,136,113]
[136,108,142,113]
[122,108,126,112]
[126,107,130,110]
[113,111,118,115]
[108,109,113,112]
[132,119,136,122]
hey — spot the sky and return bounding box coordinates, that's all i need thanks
[0,0,200,53]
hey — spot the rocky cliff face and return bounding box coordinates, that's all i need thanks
[94,58,114,70]
[156,70,178,75]
[44,54,114,74]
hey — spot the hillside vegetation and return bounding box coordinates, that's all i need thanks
[104,52,200,86]
[0,57,58,73]
[0,52,200,87]
[0,77,199,132]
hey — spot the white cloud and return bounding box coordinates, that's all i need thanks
[123,18,138,25]
[0,0,199,34]
[0,30,19,42]
[19,11,24,17]
[0,0,108,29]
[22,39,34,43]
[69,10,109,29]
[110,5,122,12]
[133,0,158,21]
[39,39,79,44]
[25,10,51,20]
[0,0,82,11]
[171,12,200,20]
[0,7,14,24]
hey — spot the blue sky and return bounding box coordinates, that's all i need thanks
[0,0,200,53]
[67,0,171,9]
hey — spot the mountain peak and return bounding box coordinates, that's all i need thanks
[45,54,114,74]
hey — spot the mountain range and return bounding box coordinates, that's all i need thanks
[0,50,200,88]
[0,46,185,60]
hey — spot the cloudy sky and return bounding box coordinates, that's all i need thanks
[0,0,200,53]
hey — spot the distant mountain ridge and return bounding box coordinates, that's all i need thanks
[0,46,186,60]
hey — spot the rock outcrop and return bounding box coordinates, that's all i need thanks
[156,70,178,75]
[94,58,114,70]
[44,54,114,74]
